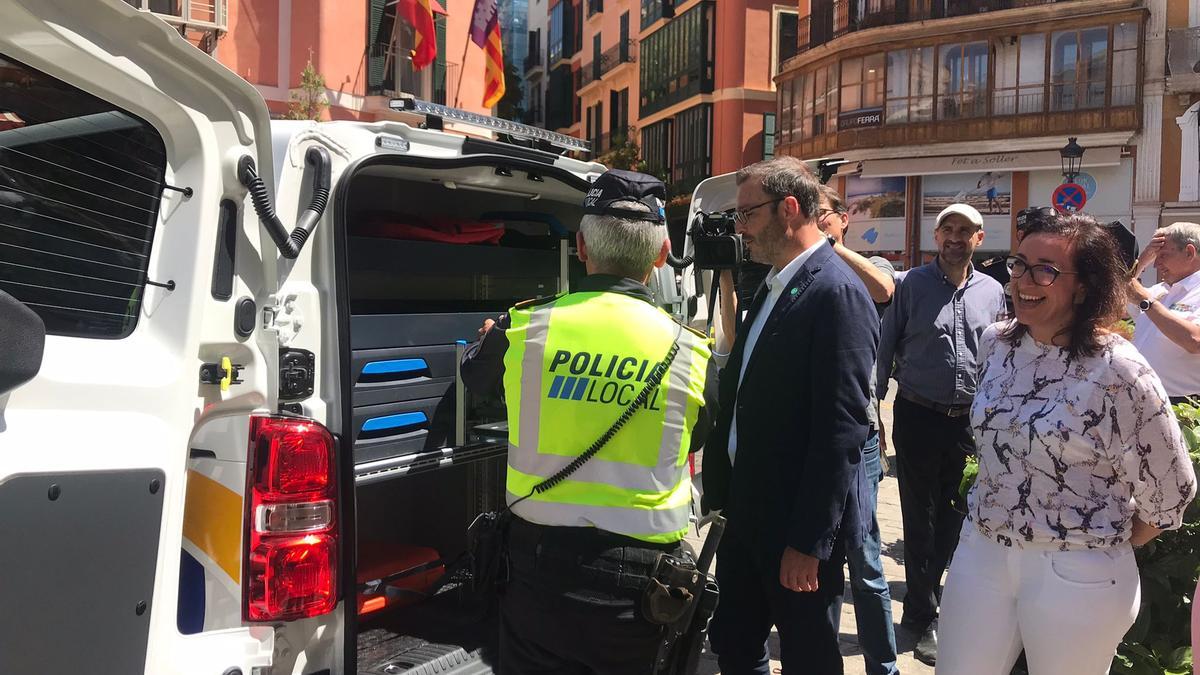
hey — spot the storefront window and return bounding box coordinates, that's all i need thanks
[812,63,838,135]
[1112,22,1138,106]
[937,41,988,120]
[886,47,935,124]
[1051,27,1108,111]
[994,34,1046,115]
[840,53,885,118]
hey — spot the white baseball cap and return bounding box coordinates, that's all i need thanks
[935,203,984,229]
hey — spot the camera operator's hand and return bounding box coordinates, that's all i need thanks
[715,270,738,357]
[478,318,496,337]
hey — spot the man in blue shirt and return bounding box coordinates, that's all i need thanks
[877,203,1006,666]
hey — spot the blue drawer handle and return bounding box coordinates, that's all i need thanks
[362,412,429,433]
[362,359,428,376]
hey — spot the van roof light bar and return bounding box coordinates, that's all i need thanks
[389,98,591,155]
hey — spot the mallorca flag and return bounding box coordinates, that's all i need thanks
[398,0,438,70]
[469,0,506,108]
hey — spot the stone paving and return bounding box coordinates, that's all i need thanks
[687,394,937,675]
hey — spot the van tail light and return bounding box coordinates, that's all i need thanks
[244,415,339,622]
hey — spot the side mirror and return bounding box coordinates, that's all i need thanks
[0,291,46,397]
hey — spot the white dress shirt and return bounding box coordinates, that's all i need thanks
[727,239,826,465]
[1132,268,1200,397]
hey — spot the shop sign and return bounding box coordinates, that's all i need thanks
[838,108,883,131]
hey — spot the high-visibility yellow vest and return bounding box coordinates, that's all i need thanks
[502,290,712,543]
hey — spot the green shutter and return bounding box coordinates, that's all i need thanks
[367,0,388,92]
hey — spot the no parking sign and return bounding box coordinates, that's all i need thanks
[1052,183,1087,214]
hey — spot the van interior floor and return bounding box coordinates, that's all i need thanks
[357,591,498,675]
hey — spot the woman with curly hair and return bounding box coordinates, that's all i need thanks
[937,213,1196,674]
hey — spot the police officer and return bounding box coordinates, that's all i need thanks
[461,169,714,675]
[978,205,1057,310]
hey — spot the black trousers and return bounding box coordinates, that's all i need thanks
[498,518,674,675]
[708,525,847,675]
[891,396,974,629]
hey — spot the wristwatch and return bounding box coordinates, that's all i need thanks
[1139,297,1157,312]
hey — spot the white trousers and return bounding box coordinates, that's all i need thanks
[938,524,1140,675]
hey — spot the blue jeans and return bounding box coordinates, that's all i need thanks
[846,431,899,675]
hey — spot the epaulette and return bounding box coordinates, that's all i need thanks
[511,293,565,311]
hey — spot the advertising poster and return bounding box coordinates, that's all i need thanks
[921,172,1013,252]
[843,176,907,253]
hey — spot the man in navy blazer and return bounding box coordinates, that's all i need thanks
[703,157,879,674]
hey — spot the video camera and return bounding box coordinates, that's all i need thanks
[666,209,744,271]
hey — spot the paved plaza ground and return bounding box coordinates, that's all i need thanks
[688,393,937,675]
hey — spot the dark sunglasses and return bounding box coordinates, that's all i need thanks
[1006,256,1078,286]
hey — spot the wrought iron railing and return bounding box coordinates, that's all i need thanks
[797,0,1083,55]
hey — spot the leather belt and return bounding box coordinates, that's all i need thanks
[898,389,971,418]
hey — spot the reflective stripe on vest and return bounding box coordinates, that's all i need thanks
[502,291,711,543]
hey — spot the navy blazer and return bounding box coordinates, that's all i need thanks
[702,241,879,561]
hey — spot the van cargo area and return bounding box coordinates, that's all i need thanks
[338,160,590,674]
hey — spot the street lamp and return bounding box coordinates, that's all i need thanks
[1060,137,1085,183]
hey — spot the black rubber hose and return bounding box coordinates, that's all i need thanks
[665,252,695,270]
[237,145,332,259]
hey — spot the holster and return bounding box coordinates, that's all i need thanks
[465,509,511,597]
[640,553,702,625]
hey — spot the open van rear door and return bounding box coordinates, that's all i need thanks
[0,2,286,674]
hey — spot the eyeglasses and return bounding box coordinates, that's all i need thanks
[733,198,785,225]
[817,207,844,220]
[1006,256,1078,286]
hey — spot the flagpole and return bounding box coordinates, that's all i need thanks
[452,38,471,107]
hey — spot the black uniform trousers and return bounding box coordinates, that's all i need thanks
[499,517,677,675]
[891,396,974,630]
[708,525,847,675]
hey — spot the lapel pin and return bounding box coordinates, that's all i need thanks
[790,288,798,296]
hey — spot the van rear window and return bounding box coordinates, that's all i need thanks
[0,54,166,339]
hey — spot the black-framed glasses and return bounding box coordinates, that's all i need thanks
[1006,256,1078,286]
[817,207,844,220]
[734,197,785,225]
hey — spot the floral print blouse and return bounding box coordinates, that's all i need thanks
[967,321,1196,550]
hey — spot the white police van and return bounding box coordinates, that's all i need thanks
[0,2,704,673]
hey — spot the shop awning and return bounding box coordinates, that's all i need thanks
[860,146,1123,178]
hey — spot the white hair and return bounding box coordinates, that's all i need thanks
[1162,222,1200,252]
[578,200,666,279]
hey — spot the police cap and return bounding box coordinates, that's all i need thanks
[582,169,666,224]
[1016,206,1056,234]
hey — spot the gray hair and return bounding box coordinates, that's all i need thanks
[578,200,666,279]
[735,156,821,220]
[1162,222,1200,252]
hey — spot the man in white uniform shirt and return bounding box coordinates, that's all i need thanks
[1128,221,1200,403]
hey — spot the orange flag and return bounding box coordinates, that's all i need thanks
[482,25,506,108]
[469,0,506,108]
[399,0,437,70]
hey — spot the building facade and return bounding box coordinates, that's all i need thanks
[774,0,1192,270]
[123,0,491,120]
[522,0,792,202]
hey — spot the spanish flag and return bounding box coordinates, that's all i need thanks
[398,0,437,70]
[469,0,506,108]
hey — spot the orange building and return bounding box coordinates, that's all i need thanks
[528,0,795,201]
[123,0,492,120]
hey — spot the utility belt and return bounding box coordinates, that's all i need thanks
[507,517,702,626]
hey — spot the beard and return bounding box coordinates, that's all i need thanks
[939,243,971,266]
[747,217,787,265]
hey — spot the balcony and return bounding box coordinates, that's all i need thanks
[122,0,226,31]
[640,1,714,117]
[1167,27,1200,93]
[366,44,460,106]
[797,0,1082,55]
[524,49,544,77]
